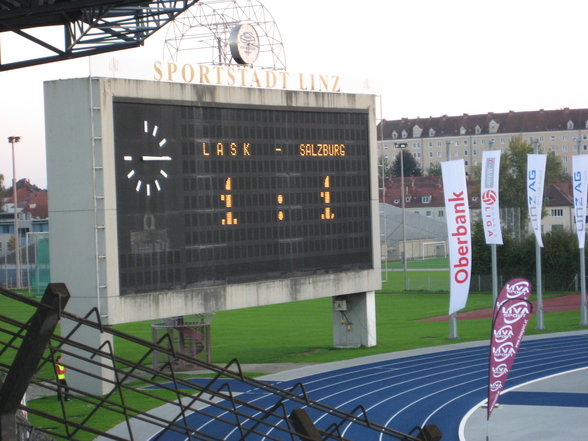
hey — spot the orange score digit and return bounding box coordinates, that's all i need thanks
[320,176,335,220]
[220,177,238,225]
[276,194,285,221]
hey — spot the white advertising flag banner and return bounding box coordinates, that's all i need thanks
[573,155,588,249]
[481,150,503,245]
[527,154,547,248]
[442,160,472,315]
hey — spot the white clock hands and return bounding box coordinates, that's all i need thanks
[141,155,172,161]
[123,120,171,196]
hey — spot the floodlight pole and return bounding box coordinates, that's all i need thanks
[532,138,544,330]
[395,142,408,290]
[8,136,21,289]
[577,139,588,326]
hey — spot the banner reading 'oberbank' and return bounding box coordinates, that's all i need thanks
[442,160,472,315]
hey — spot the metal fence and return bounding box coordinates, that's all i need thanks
[0,285,435,441]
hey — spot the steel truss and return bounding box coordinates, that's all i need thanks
[163,0,286,70]
[0,0,201,71]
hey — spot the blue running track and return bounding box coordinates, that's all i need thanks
[149,333,588,441]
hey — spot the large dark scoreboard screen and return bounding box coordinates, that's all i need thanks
[113,100,373,295]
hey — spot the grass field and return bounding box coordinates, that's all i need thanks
[383,257,449,270]
[5,281,587,440]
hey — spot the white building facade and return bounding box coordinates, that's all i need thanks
[378,108,588,175]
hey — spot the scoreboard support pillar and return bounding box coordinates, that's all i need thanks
[332,292,376,348]
[61,320,115,396]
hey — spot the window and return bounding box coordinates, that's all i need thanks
[563,135,568,141]
[500,138,505,144]
[551,135,556,141]
[539,136,544,142]
[473,149,477,155]
[552,224,564,231]
[426,210,432,217]
[567,120,574,130]
[393,199,400,204]
[473,139,477,145]
[421,195,431,203]
[438,210,444,217]
[392,131,398,139]
[551,209,564,217]
[464,150,468,155]
[482,139,486,144]
[428,141,433,147]
[429,152,433,158]
[438,152,442,158]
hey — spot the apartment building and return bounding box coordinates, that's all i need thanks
[377,107,588,175]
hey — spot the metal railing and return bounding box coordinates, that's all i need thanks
[0,284,437,441]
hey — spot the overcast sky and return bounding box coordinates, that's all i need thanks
[2,0,588,188]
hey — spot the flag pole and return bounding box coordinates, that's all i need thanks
[532,138,544,330]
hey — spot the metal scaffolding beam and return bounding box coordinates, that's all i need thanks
[0,0,201,71]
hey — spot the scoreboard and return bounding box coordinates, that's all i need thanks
[45,77,380,324]
[113,101,373,294]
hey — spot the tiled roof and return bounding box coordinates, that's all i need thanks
[378,108,588,140]
[3,178,48,219]
[380,176,572,208]
[380,176,480,208]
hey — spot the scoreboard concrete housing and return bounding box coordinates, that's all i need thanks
[45,77,381,327]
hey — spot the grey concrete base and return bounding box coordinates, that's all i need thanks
[332,291,376,348]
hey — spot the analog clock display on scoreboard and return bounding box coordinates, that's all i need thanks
[113,100,373,295]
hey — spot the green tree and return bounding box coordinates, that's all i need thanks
[378,155,394,180]
[499,136,568,225]
[426,162,442,177]
[391,150,422,177]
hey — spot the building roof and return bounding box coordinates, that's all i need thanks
[3,178,48,219]
[378,108,588,140]
[380,175,572,209]
[380,175,480,208]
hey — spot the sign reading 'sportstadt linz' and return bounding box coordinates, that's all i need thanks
[153,61,342,92]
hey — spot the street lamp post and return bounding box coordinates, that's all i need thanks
[395,142,408,290]
[8,136,21,289]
